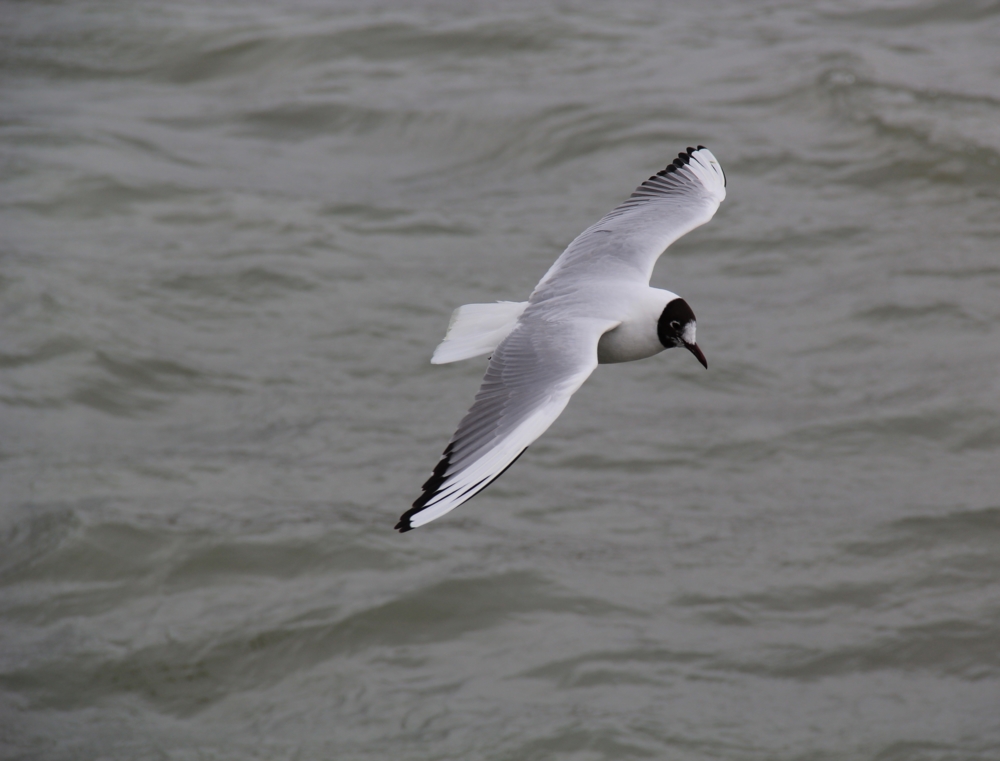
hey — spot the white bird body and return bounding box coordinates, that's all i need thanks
[594,286,682,364]
[398,146,726,532]
[433,285,678,367]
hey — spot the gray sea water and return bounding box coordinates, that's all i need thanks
[2,1,1000,759]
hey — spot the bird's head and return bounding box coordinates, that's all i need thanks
[657,297,707,368]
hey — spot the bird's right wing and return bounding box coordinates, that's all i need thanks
[535,146,726,289]
[397,315,620,532]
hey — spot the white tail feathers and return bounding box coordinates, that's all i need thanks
[431,301,529,364]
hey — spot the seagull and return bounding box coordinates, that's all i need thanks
[397,146,726,532]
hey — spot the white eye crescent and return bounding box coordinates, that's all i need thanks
[669,320,681,331]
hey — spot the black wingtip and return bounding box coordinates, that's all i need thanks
[681,145,725,188]
[395,444,455,533]
[416,444,453,505]
[657,147,696,178]
[396,446,530,533]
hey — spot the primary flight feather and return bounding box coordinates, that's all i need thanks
[397,146,726,532]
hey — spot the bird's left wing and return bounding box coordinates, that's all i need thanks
[534,146,726,289]
[397,315,620,531]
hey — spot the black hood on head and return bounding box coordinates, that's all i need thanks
[657,298,696,348]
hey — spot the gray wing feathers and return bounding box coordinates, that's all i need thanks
[535,146,726,286]
[447,327,577,465]
[398,317,618,530]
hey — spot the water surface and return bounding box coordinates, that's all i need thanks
[2,1,1000,759]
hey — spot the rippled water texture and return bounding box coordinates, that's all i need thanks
[2,1,1000,759]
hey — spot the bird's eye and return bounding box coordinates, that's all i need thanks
[670,320,681,331]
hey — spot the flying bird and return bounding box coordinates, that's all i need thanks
[397,146,726,532]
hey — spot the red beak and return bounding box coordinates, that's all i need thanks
[686,342,708,369]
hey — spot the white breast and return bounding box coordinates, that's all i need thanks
[596,321,663,364]
[594,286,676,364]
